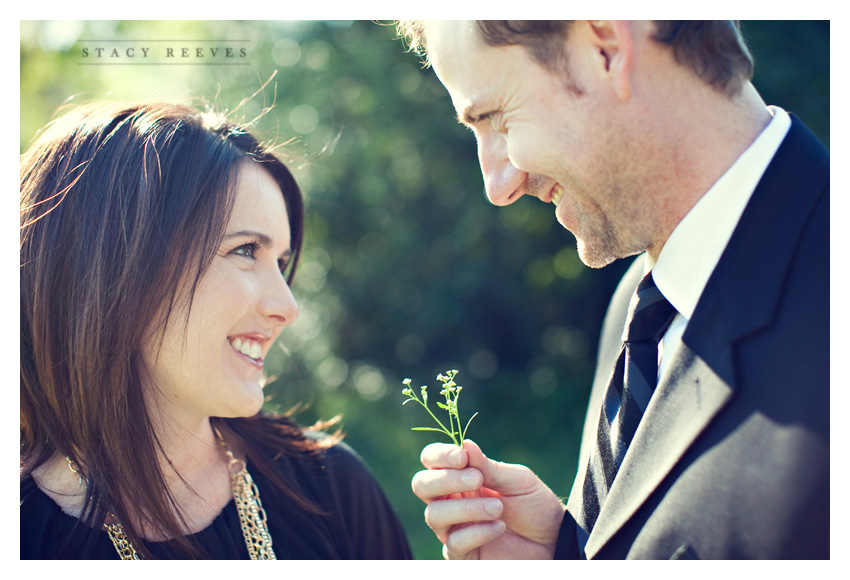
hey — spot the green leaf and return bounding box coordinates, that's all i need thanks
[462,411,479,437]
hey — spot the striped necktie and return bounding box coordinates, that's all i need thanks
[579,272,677,535]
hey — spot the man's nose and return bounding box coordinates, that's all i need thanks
[478,134,527,206]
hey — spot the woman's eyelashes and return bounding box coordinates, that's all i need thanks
[231,241,291,274]
[233,241,259,259]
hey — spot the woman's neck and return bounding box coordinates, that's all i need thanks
[132,414,237,539]
[32,415,238,540]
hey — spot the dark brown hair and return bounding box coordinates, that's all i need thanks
[652,21,753,95]
[397,20,754,95]
[20,101,336,558]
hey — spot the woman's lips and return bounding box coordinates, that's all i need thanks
[227,336,265,368]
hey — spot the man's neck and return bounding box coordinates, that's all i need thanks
[645,81,772,260]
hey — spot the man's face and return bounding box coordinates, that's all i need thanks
[425,20,659,268]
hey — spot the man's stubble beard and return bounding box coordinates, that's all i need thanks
[571,180,656,269]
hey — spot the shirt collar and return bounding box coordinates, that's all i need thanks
[648,106,791,320]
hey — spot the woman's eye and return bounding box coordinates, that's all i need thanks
[233,243,257,259]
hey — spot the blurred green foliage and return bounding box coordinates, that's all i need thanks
[20,20,829,559]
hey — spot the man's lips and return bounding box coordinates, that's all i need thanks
[551,183,564,206]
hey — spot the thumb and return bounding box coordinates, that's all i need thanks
[463,440,541,496]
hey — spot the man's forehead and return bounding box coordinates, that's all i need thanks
[424,21,477,69]
[423,20,478,49]
[424,21,495,113]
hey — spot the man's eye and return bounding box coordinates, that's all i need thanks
[487,114,506,133]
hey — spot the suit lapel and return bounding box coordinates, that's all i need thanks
[580,115,829,558]
[584,298,735,557]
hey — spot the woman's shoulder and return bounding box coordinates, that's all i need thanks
[21,475,67,535]
[244,413,369,482]
[238,413,390,511]
[253,418,413,559]
[21,476,51,558]
[20,475,108,559]
[302,432,373,480]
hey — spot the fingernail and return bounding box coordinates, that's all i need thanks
[449,448,464,468]
[484,499,503,517]
[462,470,480,488]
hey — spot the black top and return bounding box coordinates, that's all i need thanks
[21,438,412,559]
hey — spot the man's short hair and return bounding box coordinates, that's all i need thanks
[396,20,754,96]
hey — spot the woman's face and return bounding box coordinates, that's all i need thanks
[142,160,299,427]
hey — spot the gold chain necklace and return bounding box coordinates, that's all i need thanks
[66,428,276,560]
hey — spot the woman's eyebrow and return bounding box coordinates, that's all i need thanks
[224,230,272,246]
[225,230,292,260]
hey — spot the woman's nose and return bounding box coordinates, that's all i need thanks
[259,269,299,328]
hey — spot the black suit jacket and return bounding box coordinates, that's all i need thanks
[556,115,829,559]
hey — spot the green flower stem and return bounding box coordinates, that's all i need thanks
[402,370,477,449]
[404,392,458,445]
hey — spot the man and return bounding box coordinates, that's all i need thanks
[397,21,828,559]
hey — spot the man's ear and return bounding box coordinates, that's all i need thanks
[586,20,634,102]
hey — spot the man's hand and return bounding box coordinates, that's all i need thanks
[411,440,566,559]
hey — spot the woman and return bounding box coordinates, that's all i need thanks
[20,101,412,559]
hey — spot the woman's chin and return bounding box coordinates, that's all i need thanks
[218,380,267,418]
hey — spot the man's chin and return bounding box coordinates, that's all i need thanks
[557,214,626,269]
[576,240,620,269]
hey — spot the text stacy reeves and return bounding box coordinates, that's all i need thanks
[81,47,248,59]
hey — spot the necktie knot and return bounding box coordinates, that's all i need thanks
[622,273,677,343]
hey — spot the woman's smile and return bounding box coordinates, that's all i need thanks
[141,161,297,422]
[227,336,265,368]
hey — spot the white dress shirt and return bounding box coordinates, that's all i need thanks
[645,106,792,382]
